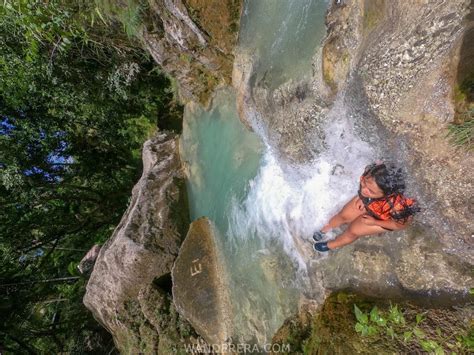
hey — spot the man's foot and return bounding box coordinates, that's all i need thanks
[313,242,331,252]
[312,231,325,242]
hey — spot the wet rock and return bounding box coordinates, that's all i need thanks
[321,0,365,93]
[172,217,233,348]
[83,131,193,353]
[313,242,402,299]
[233,48,331,164]
[232,50,258,131]
[310,225,473,303]
[289,0,474,309]
[395,239,473,294]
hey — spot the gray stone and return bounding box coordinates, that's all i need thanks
[83,131,192,353]
[172,217,233,349]
[142,0,242,104]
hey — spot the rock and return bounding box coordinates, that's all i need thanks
[172,217,233,348]
[321,0,364,93]
[288,0,474,310]
[83,131,193,353]
[141,0,243,104]
[313,241,402,299]
[312,227,473,302]
[232,50,258,131]
[233,47,331,164]
[77,244,101,275]
[396,239,473,295]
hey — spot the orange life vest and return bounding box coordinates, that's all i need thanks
[361,193,417,221]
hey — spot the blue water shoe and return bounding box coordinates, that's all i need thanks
[313,242,331,252]
[312,231,325,242]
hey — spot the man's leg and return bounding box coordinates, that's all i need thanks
[327,215,394,249]
[321,196,365,233]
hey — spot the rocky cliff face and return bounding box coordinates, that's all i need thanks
[83,132,196,353]
[305,0,473,314]
[142,0,242,104]
[353,0,473,251]
[234,0,473,313]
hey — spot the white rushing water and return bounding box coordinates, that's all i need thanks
[228,99,376,270]
[180,0,379,348]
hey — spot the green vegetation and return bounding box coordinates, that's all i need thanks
[447,113,473,151]
[94,0,149,38]
[451,74,473,150]
[353,303,473,354]
[0,0,182,353]
[271,292,473,355]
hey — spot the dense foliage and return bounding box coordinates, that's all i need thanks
[0,1,181,353]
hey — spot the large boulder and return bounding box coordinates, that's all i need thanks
[172,217,233,350]
[83,131,195,353]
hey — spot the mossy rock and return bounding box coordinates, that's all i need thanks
[272,292,473,355]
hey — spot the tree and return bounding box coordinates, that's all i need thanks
[0,1,182,352]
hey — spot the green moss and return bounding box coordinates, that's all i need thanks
[363,0,385,33]
[272,292,473,354]
[454,85,467,103]
[363,10,379,31]
[228,0,242,34]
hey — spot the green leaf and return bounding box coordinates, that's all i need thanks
[420,339,442,353]
[469,288,474,295]
[370,306,387,326]
[386,326,395,339]
[67,261,78,275]
[367,326,378,336]
[361,326,368,336]
[420,340,432,351]
[436,327,442,336]
[403,331,413,343]
[370,306,380,323]
[388,305,405,325]
[354,304,368,324]
[413,327,425,339]
[416,313,425,325]
[355,322,364,333]
[369,306,379,322]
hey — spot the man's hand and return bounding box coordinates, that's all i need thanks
[361,214,377,226]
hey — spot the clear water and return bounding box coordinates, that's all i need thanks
[180,89,262,231]
[239,0,330,89]
[180,89,302,344]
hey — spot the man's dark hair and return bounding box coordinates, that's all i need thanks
[363,163,406,195]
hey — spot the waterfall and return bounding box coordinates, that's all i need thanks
[180,0,380,347]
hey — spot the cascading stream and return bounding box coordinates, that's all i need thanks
[180,0,380,347]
